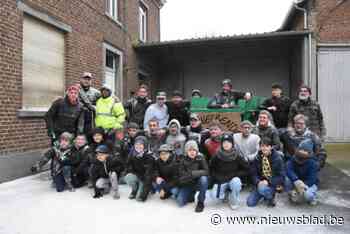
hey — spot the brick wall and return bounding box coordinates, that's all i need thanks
[0,0,161,154]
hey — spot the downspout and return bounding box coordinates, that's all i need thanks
[294,3,312,86]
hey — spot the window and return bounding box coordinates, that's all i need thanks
[103,43,123,99]
[22,15,65,110]
[106,0,119,20]
[139,4,147,42]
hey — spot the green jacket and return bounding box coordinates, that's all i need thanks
[95,96,126,130]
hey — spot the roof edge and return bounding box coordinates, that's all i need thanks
[279,0,308,31]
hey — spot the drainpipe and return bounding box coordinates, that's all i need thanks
[293,2,312,87]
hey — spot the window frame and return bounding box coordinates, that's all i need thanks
[139,2,148,42]
[106,0,120,23]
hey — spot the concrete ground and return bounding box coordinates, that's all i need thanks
[0,163,349,234]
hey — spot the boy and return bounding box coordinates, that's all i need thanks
[203,121,224,162]
[286,139,319,205]
[166,119,187,157]
[91,145,124,199]
[210,133,249,209]
[125,136,155,202]
[70,134,90,188]
[31,132,75,192]
[177,140,209,212]
[247,138,284,207]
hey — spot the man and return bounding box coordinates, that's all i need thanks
[166,119,187,157]
[203,121,224,162]
[79,72,100,134]
[288,85,326,139]
[95,84,126,134]
[260,83,291,129]
[247,138,285,207]
[181,113,209,145]
[252,110,281,151]
[166,90,190,126]
[207,79,247,109]
[191,89,202,98]
[143,91,169,129]
[143,118,166,154]
[234,120,260,163]
[45,85,84,143]
[124,85,152,129]
[281,114,327,168]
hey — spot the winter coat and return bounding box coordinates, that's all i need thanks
[90,156,124,185]
[178,153,209,187]
[250,149,285,189]
[124,96,152,127]
[286,157,319,187]
[260,96,292,128]
[37,147,74,176]
[203,138,221,161]
[166,101,191,126]
[95,96,126,130]
[70,144,90,169]
[126,150,155,183]
[79,87,101,133]
[210,149,250,184]
[288,98,326,138]
[207,90,245,108]
[154,154,180,190]
[44,97,84,138]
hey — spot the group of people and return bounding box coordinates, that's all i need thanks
[30,72,327,213]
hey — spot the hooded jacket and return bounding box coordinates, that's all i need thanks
[166,119,187,155]
[95,96,126,130]
[210,148,250,184]
[90,155,124,187]
[286,157,319,187]
[154,153,180,190]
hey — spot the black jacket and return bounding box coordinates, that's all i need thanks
[90,156,124,185]
[37,147,73,176]
[166,101,191,126]
[126,151,155,183]
[178,153,209,187]
[70,144,90,169]
[260,96,292,128]
[154,154,180,189]
[44,97,84,138]
[124,97,152,128]
[210,149,250,184]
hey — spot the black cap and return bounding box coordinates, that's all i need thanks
[221,132,234,144]
[95,145,109,154]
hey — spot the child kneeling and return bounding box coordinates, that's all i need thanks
[210,133,249,210]
[177,140,209,212]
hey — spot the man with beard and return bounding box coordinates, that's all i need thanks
[124,85,152,129]
[79,72,100,134]
[288,85,326,140]
[45,85,84,144]
[166,90,190,126]
[207,79,247,109]
[260,84,291,130]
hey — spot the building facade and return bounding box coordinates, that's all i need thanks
[0,0,164,154]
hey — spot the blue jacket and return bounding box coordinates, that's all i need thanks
[250,149,285,188]
[286,157,319,187]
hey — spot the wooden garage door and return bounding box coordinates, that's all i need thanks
[22,15,65,110]
[318,47,350,142]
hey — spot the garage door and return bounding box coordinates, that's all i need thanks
[318,47,350,142]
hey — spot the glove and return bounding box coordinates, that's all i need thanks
[93,188,103,199]
[294,180,308,194]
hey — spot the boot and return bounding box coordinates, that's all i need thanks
[195,201,204,213]
[128,190,137,199]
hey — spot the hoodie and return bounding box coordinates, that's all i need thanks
[166,119,187,156]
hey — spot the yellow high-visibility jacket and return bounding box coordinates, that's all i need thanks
[95,96,126,130]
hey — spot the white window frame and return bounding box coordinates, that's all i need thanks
[139,3,147,42]
[103,43,123,101]
[106,0,119,21]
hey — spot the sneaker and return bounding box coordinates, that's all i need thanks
[128,191,137,199]
[195,202,204,213]
[113,191,120,200]
[229,203,239,210]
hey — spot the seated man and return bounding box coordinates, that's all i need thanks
[286,139,319,206]
[247,138,284,207]
[207,79,247,109]
[281,114,327,168]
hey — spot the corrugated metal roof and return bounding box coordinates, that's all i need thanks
[135,30,310,49]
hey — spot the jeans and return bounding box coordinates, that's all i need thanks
[52,166,72,192]
[125,173,145,199]
[176,176,208,207]
[95,172,119,194]
[247,183,275,207]
[153,181,179,198]
[211,177,242,205]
